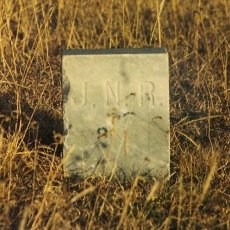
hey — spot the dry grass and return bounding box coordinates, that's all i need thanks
[0,0,229,229]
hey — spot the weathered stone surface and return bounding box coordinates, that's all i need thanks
[63,48,170,178]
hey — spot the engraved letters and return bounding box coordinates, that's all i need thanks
[106,81,120,106]
[73,82,87,106]
[140,81,155,107]
[75,81,155,107]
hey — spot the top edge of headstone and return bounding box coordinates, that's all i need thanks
[62,48,167,56]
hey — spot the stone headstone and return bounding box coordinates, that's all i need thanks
[62,48,170,178]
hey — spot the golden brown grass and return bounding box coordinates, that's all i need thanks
[0,0,229,229]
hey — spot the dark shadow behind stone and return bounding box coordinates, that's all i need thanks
[0,92,63,157]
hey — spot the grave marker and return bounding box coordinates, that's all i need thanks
[62,48,170,178]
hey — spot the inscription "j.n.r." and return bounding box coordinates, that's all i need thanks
[75,81,155,107]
